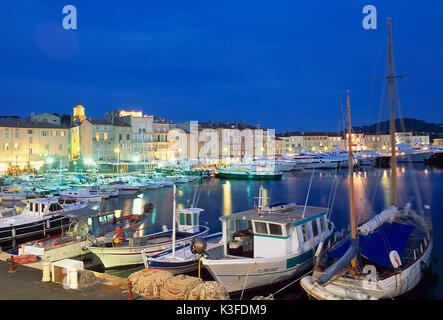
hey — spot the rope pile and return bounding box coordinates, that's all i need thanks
[185,280,230,300]
[11,255,38,264]
[125,270,230,300]
[126,269,173,299]
[159,274,202,300]
[78,270,98,288]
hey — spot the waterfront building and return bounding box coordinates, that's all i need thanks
[0,119,69,173]
[433,138,443,148]
[278,132,304,153]
[26,112,61,126]
[153,118,171,160]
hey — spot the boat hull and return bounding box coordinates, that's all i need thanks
[300,238,433,300]
[217,171,282,180]
[202,250,313,293]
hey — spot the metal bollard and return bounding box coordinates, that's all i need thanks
[42,262,51,282]
[9,255,15,273]
[127,279,133,300]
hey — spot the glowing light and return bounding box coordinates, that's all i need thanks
[114,148,120,153]
[46,157,54,164]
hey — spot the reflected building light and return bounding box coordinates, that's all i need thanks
[132,198,143,215]
[263,188,268,207]
[222,181,232,216]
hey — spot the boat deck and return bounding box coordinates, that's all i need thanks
[220,204,329,224]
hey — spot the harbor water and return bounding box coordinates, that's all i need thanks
[89,164,443,299]
[1,164,441,299]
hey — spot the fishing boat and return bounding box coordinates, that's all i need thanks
[217,163,282,180]
[60,188,104,202]
[300,47,433,300]
[143,232,223,275]
[200,186,336,294]
[0,198,89,250]
[17,210,144,262]
[88,186,210,268]
[0,187,27,201]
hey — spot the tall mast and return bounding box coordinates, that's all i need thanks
[347,90,357,274]
[388,17,397,206]
[375,18,409,205]
[172,184,177,257]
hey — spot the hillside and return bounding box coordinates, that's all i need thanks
[353,118,443,140]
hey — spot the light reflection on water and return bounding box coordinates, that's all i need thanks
[100,164,443,299]
[1,164,441,298]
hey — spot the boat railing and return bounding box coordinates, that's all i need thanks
[0,214,70,245]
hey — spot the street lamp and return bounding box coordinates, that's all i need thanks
[114,148,120,174]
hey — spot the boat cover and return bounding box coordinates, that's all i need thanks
[327,222,414,269]
[60,207,99,218]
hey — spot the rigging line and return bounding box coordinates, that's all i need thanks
[394,84,424,214]
[302,167,315,219]
[367,25,388,128]
[271,269,313,297]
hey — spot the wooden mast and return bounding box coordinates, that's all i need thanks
[346,90,357,274]
[388,17,397,206]
[375,18,410,204]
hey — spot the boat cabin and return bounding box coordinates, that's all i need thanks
[21,198,64,217]
[219,205,332,259]
[177,208,204,233]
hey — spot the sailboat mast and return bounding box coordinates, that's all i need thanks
[347,90,357,274]
[172,184,177,257]
[388,17,397,206]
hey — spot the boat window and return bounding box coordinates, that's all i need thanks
[319,216,326,232]
[301,224,309,242]
[311,220,319,237]
[185,213,192,225]
[254,221,268,234]
[29,203,34,212]
[179,212,185,225]
[268,223,282,236]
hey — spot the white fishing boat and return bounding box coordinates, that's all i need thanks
[60,188,103,202]
[0,197,89,249]
[143,232,223,275]
[300,53,434,300]
[200,186,336,294]
[88,187,210,268]
[17,210,144,262]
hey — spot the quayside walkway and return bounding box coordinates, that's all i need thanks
[0,252,130,300]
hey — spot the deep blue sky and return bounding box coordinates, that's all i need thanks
[0,1,442,132]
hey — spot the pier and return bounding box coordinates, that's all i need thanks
[0,252,128,300]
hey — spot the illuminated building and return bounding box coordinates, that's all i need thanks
[0,119,69,173]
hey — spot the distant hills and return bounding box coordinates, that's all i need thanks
[353,118,443,140]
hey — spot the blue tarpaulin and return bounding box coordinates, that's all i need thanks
[327,222,414,269]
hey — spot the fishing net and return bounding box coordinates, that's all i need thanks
[184,280,230,300]
[126,269,173,299]
[159,274,202,300]
[78,270,99,288]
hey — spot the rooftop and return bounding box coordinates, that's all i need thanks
[0,119,67,129]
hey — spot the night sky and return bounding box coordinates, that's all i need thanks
[0,1,442,132]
